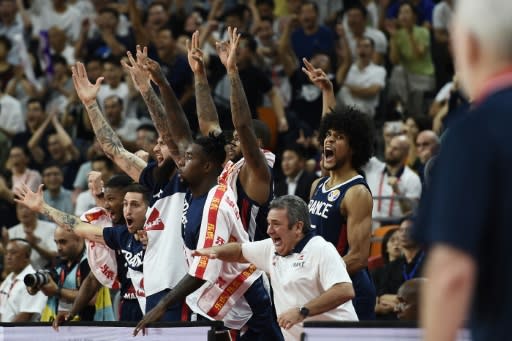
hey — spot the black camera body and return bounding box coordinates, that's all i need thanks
[24,270,57,288]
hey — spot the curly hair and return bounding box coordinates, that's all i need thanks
[318,106,375,170]
[194,132,227,167]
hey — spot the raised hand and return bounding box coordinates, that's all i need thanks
[215,26,241,73]
[87,171,103,197]
[302,58,333,92]
[121,46,151,92]
[13,184,45,213]
[71,62,103,105]
[186,30,205,74]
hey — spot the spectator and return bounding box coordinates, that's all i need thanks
[414,130,439,180]
[0,80,23,140]
[103,95,140,143]
[6,145,42,192]
[75,156,116,216]
[275,144,317,202]
[0,0,23,45]
[41,162,74,218]
[403,115,431,166]
[432,0,454,90]
[8,204,57,270]
[388,1,435,115]
[373,217,425,320]
[380,227,402,264]
[29,226,97,322]
[43,55,73,115]
[0,35,14,91]
[383,0,435,27]
[135,123,158,157]
[192,195,358,341]
[337,36,387,117]
[366,135,422,228]
[48,26,75,66]
[290,1,335,61]
[96,56,130,115]
[0,239,47,321]
[36,0,82,42]
[344,3,388,65]
[395,277,425,321]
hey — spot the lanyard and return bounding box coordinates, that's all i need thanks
[402,251,425,281]
[377,171,401,216]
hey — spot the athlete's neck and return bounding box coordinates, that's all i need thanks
[190,174,218,198]
[327,168,359,188]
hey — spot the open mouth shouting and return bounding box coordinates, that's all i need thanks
[324,146,335,164]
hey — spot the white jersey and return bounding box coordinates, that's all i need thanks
[183,184,262,330]
[243,235,358,341]
[140,163,188,296]
[218,150,275,241]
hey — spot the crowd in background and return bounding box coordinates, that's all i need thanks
[0,0,467,326]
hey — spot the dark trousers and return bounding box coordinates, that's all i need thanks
[146,289,185,321]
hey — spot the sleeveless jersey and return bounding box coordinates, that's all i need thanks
[218,150,275,241]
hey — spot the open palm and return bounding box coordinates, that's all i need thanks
[71,62,103,104]
[302,58,332,92]
[13,184,44,213]
[122,46,151,92]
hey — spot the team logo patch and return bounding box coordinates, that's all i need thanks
[327,189,341,202]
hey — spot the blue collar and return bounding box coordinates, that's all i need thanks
[276,230,316,257]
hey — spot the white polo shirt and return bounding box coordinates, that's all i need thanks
[242,235,358,341]
[0,264,47,322]
[365,158,422,227]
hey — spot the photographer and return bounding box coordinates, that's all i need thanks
[0,239,46,322]
[27,226,95,322]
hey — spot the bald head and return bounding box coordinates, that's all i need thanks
[452,0,512,99]
[54,226,84,261]
[395,278,426,321]
[416,130,440,163]
[385,135,410,167]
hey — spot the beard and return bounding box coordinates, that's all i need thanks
[385,157,402,167]
[153,158,177,186]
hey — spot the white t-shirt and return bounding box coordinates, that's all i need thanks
[0,264,47,322]
[116,117,141,143]
[346,27,388,60]
[433,2,453,30]
[365,159,422,227]
[338,62,387,116]
[185,185,262,330]
[74,190,96,216]
[242,236,358,341]
[97,83,130,116]
[0,94,24,135]
[8,221,57,270]
[36,2,82,42]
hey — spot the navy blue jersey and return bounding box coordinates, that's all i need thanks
[235,172,272,242]
[309,175,376,320]
[181,192,208,250]
[309,175,369,254]
[103,225,144,274]
[139,161,187,206]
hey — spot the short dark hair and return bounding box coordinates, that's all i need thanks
[98,7,120,20]
[239,32,258,53]
[51,54,68,66]
[256,0,275,8]
[282,143,307,159]
[318,106,375,170]
[92,155,115,171]
[345,2,368,18]
[42,161,63,174]
[252,119,271,149]
[194,133,227,168]
[124,183,151,205]
[269,195,312,233]
[399,0,419,18]
[358,36,376,49]
[381,227,399,263]
[300,1,319,14]
[27,97,46,111]
[104,174,134,190]
[136,123,157,134]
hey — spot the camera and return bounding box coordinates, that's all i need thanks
[24,270,54,288]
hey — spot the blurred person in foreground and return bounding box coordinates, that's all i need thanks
[416,1,512,340]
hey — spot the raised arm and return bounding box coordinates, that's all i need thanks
[122,47,190,158]
[27,111,55,165]
[51,114,80,161]
[341,185,373,274]
[302,58,336,117]
[192,242,248,263]
[71,62,146,181]
[216,27,272,204]
[14,184,106,245]
[187,30,222,136]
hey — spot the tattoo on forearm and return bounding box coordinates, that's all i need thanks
[85,103,123,157]
[43,206,80,229]
[228,73,252,126]
[195,79,219,127]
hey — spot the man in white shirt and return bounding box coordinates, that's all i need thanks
[337,36,387,117]
[9,204,57,269]
[0,239,47,321]
[193,195,358,341]
[365,135,422,229]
